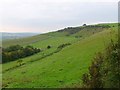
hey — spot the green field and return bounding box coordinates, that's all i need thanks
[2,23,118,88]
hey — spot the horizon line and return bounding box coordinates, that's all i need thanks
[0,22,117,33]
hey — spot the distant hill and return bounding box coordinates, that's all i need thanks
[1,32,40,40]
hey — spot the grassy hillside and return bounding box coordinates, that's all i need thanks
[2,23,113,48]
[2,23,118,88]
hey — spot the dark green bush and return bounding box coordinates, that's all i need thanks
[82,41,119,88]
[2,45,41,63]
[47,45,51,49]
[57,43,71,49]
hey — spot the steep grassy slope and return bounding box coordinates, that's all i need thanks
[2,24,112,72]
[2,23,117,88]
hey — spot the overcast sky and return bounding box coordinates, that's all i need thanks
[0,0,119,33]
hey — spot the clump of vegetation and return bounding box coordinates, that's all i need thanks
[83,24,87,26]
[82,41,119,88]
[17,59,23,66]
[2,45,41,63]
[57,43,71,49]
[86,25,111,28]
[58,27,82,35]
[75,35,82,38]
[0,47,2,64]
[82,52,103,88]
[47,45,51,49]
[57,24,110,36]
[102,40,119,88]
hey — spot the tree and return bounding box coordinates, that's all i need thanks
[83,24,87,26]
[2,45,41,63]
[47,45,51,49]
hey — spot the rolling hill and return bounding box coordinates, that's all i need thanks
[2,23,118,88]
[1,32,40,40]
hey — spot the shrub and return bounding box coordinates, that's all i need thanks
[82,41,119,88]
[57,43,71,49]
[2,45,41,63]
[47,45,51,49]
[17,59,23,66]
[82,52,103,88]
[83,24,87,26]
